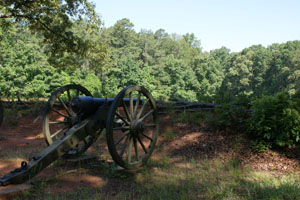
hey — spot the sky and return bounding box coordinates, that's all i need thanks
[93,0,300,52]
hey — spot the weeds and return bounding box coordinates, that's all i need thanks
[2,101,44,126]
[162,130,175,140]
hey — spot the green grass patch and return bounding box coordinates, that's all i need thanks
[172,111,221,131]
[2,102,45,126]
[10,155,300,200]
[162,130,175,140]
[133,157,300,200]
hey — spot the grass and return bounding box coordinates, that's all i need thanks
[135,157,300,200]
[9,154,300,200]
[0,146,43,160]
[162,130,175,140]
[172,111,219,131]
[2,102,44,126]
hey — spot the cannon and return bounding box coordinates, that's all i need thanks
[0,84,159,186]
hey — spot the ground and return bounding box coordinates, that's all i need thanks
[0,110,300,200]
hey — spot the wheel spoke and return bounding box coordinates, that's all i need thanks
[67,89,73,113]
[140,132,153,141]
[137,135,148,153]
[81,138,87,145]
[51,127,67,138]
[113,126,130,131]
[129,92,134,119]
[115,112,129,125]
[67,89,71,106]
[140,109,154,122]
[114,130,130,146]
[137,98,149,119]
[58,96,71,116]
[134,137,139,161]
[133,92,141,118]
[122,99,131,121]
[127,137,133,163]
[49,121,68,125]
[51,107,70,118]
[120,135,130,157]
[53,102,61,107]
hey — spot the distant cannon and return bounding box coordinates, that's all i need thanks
[0,84,159,186]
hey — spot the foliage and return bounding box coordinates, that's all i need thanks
[0,24,64,99]
[213,95,251,130]
[0,0,100,57]
[248,93,300,148]
[1,12,300,106]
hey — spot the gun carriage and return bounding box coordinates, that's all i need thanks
[0,84,159,186]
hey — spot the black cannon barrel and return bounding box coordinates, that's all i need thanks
[71,96,142,116]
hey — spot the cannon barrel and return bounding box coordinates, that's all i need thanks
[71,96,142,116]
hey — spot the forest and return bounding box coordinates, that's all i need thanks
[1,18,300,103]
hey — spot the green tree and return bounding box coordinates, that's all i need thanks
[193,47,230,102]
[219,45,271,101]
[0,0,99,57]
[0,24,65,99]
[265,41,300,95]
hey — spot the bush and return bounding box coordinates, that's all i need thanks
[214,95,251,130]
[248,93,300,148]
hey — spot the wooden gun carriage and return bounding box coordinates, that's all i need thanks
[0,84,159,186]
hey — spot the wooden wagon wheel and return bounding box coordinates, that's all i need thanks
[106,85,159,169]
[42,84,94,157]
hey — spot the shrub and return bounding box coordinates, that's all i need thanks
[214,95,251,130]
[248,93,300,148]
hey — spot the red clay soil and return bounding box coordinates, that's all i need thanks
[0,116,45,150]
[0,114,47,175]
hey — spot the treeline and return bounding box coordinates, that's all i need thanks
[1,18,300,103]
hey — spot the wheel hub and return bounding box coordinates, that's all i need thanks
[130,120,145,136]
[64,115,78,127]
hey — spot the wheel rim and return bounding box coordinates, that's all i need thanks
[42,84,93,156]
[106,85,159,169]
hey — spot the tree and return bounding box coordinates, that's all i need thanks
[219,45,271,101]
[265,41,300,95]
[193,47,230,102]
[162,56,199,101]
[0,0,100,58]
[0,24,65,99]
